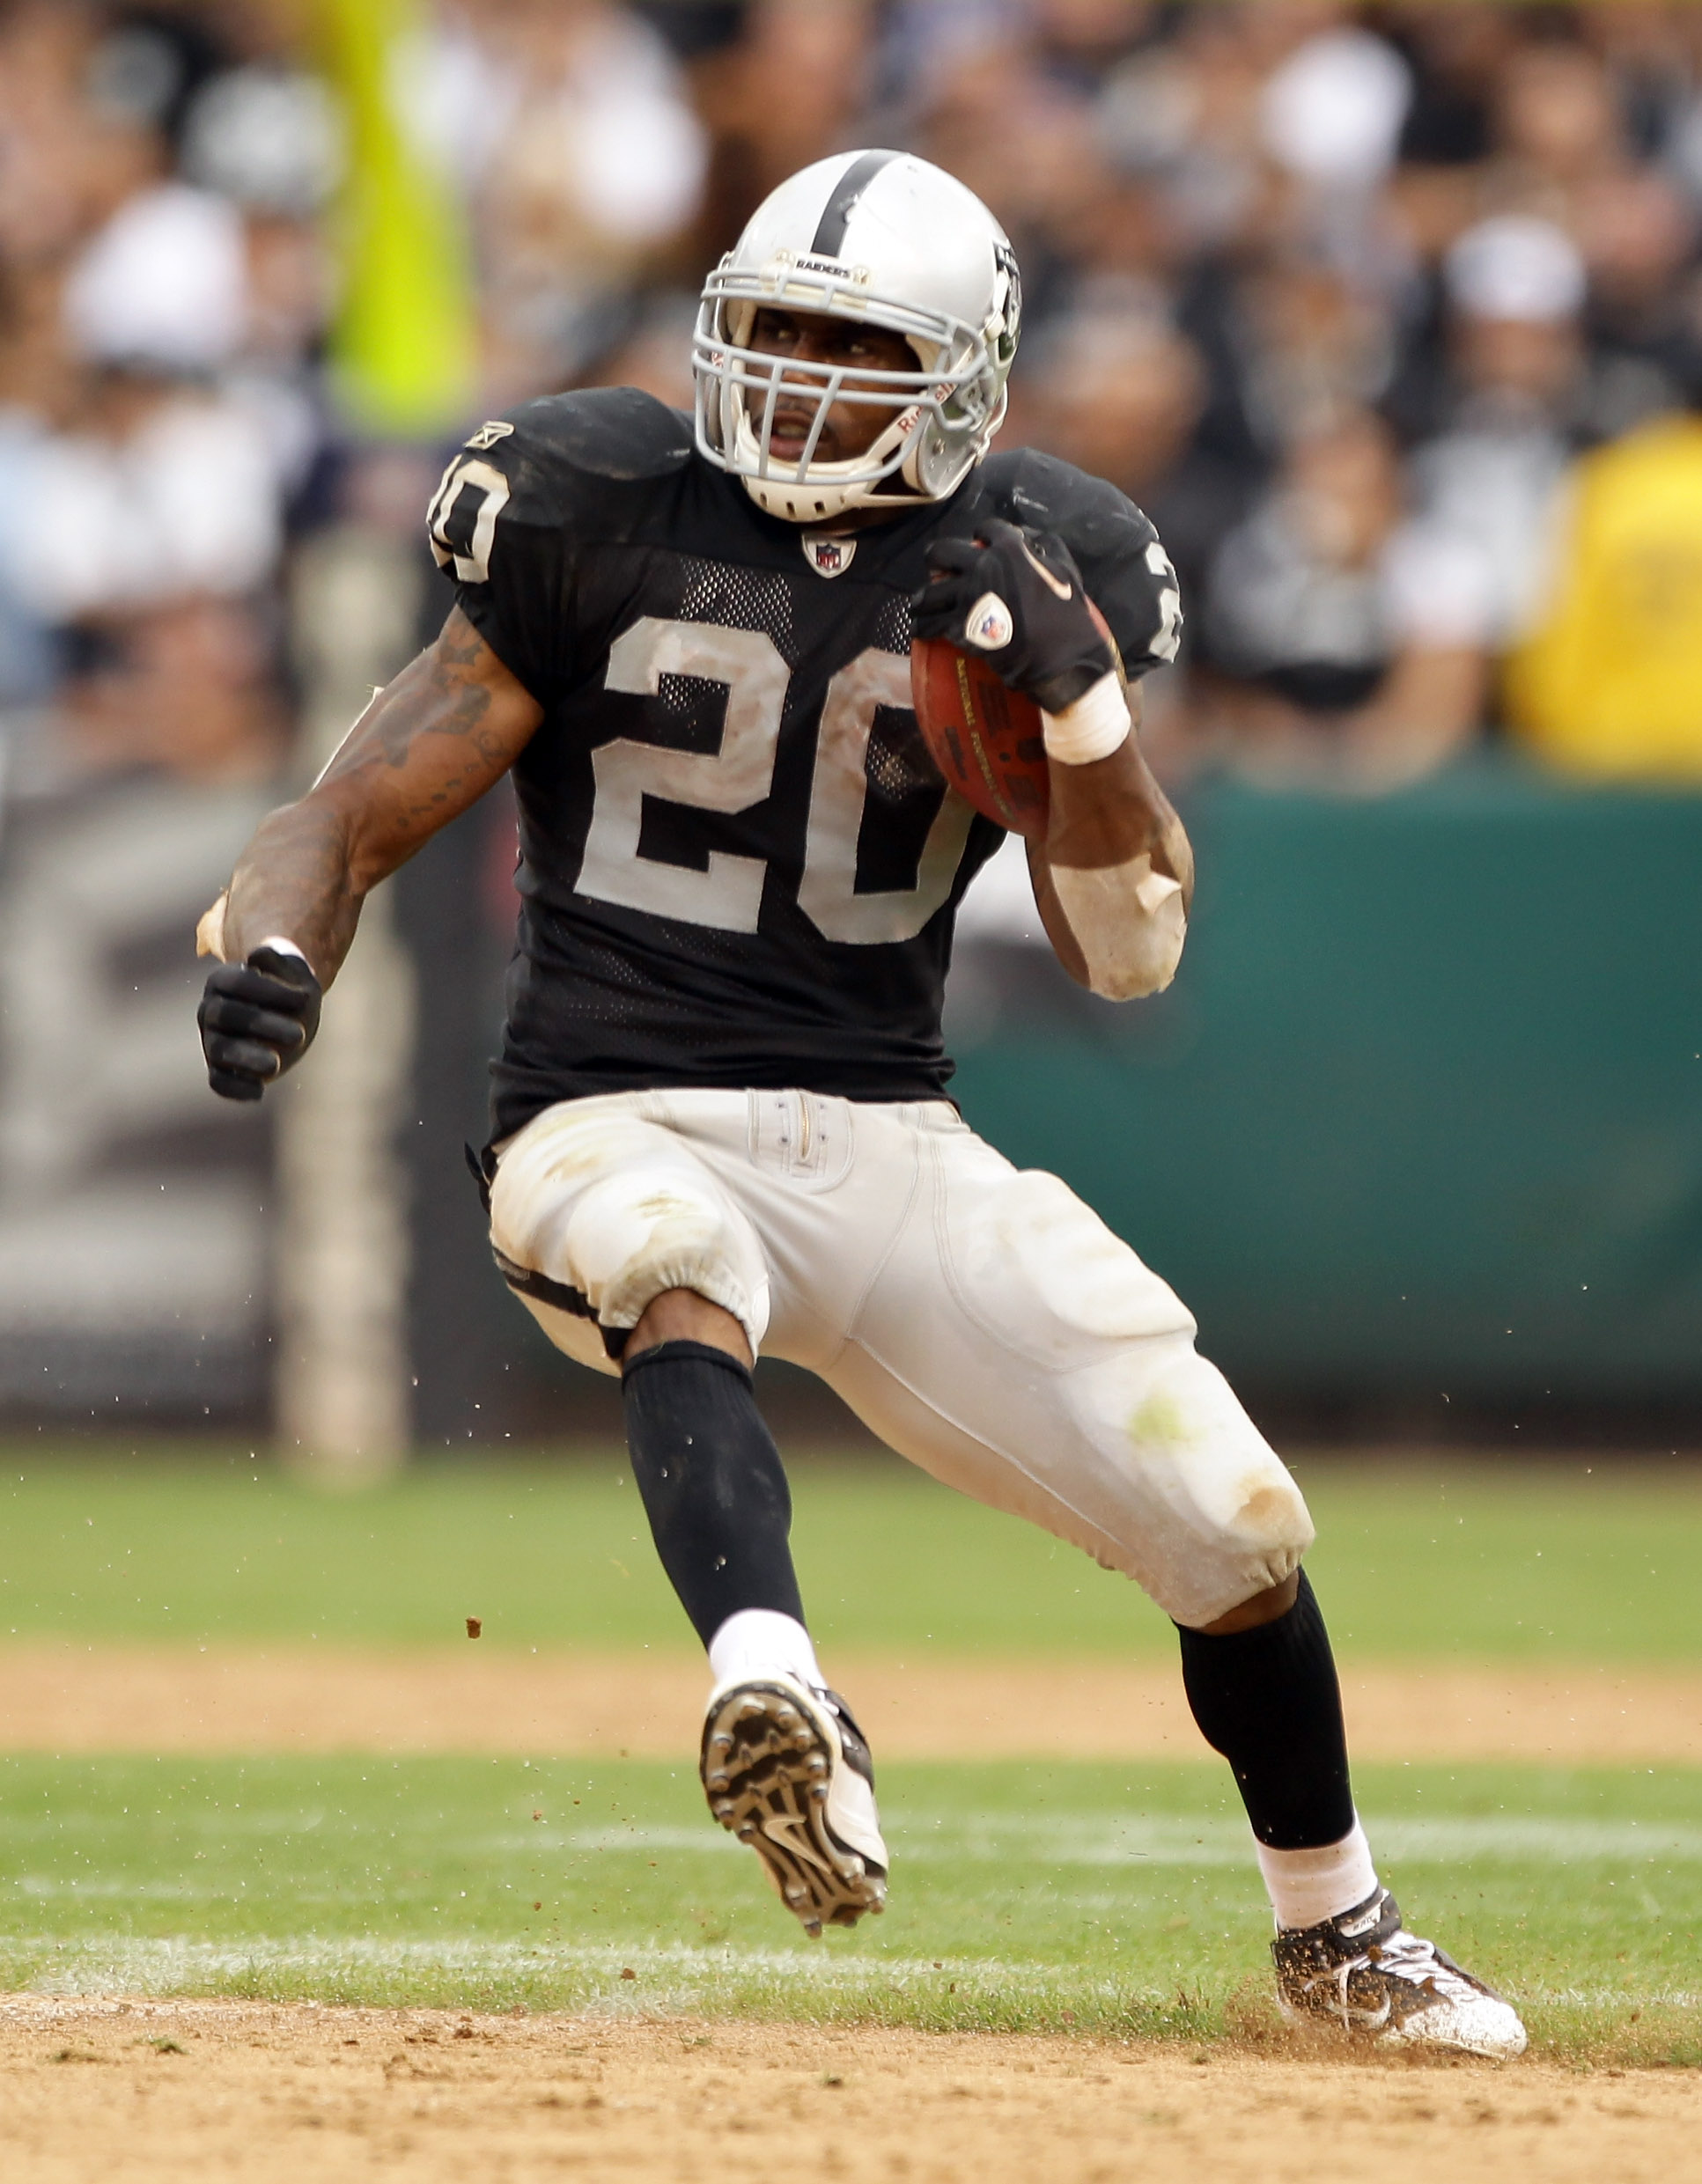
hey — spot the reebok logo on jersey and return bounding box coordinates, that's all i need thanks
[467,420,516,451]
[963,592,1014,650]
[802,535,857,578]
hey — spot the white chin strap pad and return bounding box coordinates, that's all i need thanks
[735,415,919,524]
[1050,853,1187,1001]
[741,471,866,524]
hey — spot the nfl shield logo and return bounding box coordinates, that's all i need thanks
[802,535,856,578]
[965,591,1014,651]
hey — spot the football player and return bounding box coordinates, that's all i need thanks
[198,150,1523,2056]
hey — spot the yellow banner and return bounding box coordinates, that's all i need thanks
[316,0,475,438]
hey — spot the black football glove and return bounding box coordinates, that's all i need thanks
[911,518,1116,715]
[198,945,321,1102]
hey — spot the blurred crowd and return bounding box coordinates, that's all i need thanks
[7,0,1702,796]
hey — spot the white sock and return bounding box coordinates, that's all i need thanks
[706,1607,823,1694]
[1256,1818,1378,1931]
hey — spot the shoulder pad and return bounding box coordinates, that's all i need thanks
[429,390,694,584]
[487,388,695,485]
[978,447,1156,555]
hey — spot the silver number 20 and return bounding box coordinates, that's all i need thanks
[579,618,974,945]
[429,458,976,944]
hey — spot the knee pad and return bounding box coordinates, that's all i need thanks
[564,1162,769,1343]
[490,1121,770,1358]
[1070,1340,1315,1626]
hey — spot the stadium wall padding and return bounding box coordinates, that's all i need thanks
[948,756,1702,1407]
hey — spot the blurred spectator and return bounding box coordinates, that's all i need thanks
[16,339,288,780]
[693,0,873,256]
[1259,22,1411,197]
[1094,7,1268,262]
[1235,250,1398,452]
[1491,30,1627,222]
[1402,213,1629,654]
[578,290,698,410]
[1575,165,1699,396]
[1194,408,1490,791]
[0,3,163,270]
[1025,290,1246,629]
[1394,4,1513,170]
[4,0,1702,801]
[0,14,297,782]
[0,255,73,711]
[398,0,710,401]
[64,179,248,371]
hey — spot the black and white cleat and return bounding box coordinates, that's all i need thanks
[1272,1886,1527,2059]
[700,1675,888,1936]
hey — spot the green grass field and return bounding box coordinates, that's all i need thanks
[3,1754,1697,2062]
[1,1447,1699,2061]
[3,1446,1698,1658]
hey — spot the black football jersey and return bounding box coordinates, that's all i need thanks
[426,389,1182,1142]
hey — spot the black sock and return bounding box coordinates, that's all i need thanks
[620,1339,806,1647]
[1175,1570,1355,1850]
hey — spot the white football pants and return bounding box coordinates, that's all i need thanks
[489,1088,1313,1629]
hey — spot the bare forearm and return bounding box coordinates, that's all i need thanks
[224,797,365,983]
[203,608,542,986]
[1031,685,1195,1000]
[1043,688,1191,887]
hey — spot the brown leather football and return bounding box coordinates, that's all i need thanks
[910,602,1116,839]
[910,641,1050,837]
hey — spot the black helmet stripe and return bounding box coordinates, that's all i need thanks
[809,150,900,256]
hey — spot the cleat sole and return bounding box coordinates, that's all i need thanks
[699,1680,888,1937]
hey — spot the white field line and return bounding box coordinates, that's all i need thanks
[4,1936,1116,2004]
[498,1814,1702,1866]
[8,1813,1701,1879]
[0,1810,335,1841]
[2,1936,1695,2014]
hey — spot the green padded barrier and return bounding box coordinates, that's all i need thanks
[948,757,1702,1404]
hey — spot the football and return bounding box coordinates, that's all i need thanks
[910,603,1117,839]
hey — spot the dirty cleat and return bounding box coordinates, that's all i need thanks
[700,1674,888,1936]
[1272,1886,1527,2059]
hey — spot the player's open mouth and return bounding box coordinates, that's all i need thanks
[770,409,829,462]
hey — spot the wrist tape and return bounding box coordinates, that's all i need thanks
[1041,671,1131,766]
[254,936,310,967]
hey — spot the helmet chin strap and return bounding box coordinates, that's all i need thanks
[733,404,928,523]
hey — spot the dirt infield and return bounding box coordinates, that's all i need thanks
[2,1645,1699,1762]
[0,1997,1693,2184]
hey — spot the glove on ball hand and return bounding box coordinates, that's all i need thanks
[198,945,321,1102]
[911,518,1116,716]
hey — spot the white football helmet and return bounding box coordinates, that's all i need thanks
[692,149,1021,524]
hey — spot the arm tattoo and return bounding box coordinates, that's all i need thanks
[379,643,494,770]
[223,609,541,983]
